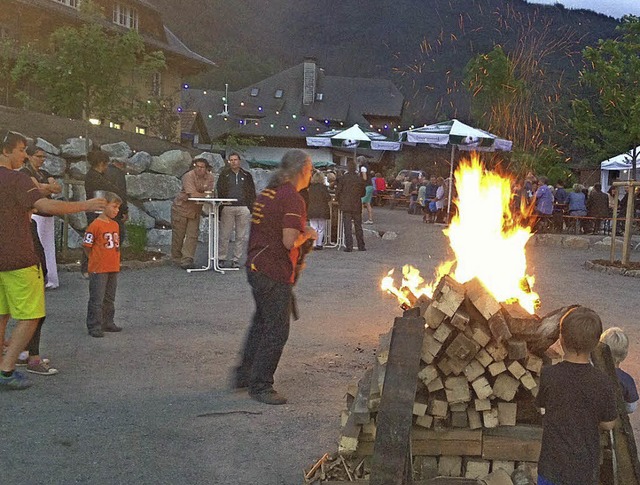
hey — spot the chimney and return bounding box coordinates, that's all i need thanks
[302,57,317,106]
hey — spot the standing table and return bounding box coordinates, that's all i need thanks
[187,197,238,273]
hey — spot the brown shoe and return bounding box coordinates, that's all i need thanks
[249,389,288,405]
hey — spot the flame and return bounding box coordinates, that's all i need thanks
[381,155,540,313]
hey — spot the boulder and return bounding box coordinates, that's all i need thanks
[198,216,210,243]
[126,173,181,200]
[101,141,132,160]
[142,200,173,226]
[146,228,172,247]
[36,137,60,156]
[250,168,272,194]
[66,227,85,249]
[126,151,152,175]
[382,231,398,240]
[69,183,86,202]
[60,137,92,158]
[127,205,156,229]
[149,150,192,177]
[562,236,590,249]
[67,212,88,231]
[42,154,67,177]
[69,160,89,180]
[197,152,226,173]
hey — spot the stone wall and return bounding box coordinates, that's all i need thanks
[35,137,273,249]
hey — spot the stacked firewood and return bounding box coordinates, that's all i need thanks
[321,275,571,483]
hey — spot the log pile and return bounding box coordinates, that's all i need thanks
[307,276,574,484]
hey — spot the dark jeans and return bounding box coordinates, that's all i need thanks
[342,210,365,250]
[86,272,118,331]
[237,270,292,394]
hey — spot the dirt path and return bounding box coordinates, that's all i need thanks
[2,207,639,484]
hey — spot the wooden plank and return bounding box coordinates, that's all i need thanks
[445,376,472,404]
[479,468,514,485]
[485,340,508,362]
[467,408,482,430]
[445,333,481,365]
[427,376,444,393]
[451,411,469,428]
[352,368,374,424]
[492,374,520,401]
[487,361,506,377]
[464,458,491,479]
[524,353,543,374]
[465,278,501,320]
[424,304,448,329]
[471,377,493,400]
[592,342,640,485]
[507,339,528,361]
[475,348,493,368]
[482,407,499,428]
[507,360,526,380]
[376,330,392,365]
[464,321,492,348]
[434,320,455,343]
[438,456,463,477]
[481,425,542,462]
[432,275,466,317]
[497,402,517,426]
[416,414,434,429]
[370,315,425,485]
[464,360,485,382]
[428,399,449,418]
[422,329,444,364]
[451,308,471,331]
[487,311,513,343]
[418,364,440,386]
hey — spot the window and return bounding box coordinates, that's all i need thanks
[315,93,324,101]
[88,118,102,126]
[135,126,147,135]
[109,121,122,130]
[250,87,259,97]
[112,3,139,30]
[53,0,80,9]
[274,89,284,99]
[151,72,162,97]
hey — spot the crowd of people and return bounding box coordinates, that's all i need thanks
[515,171,639,235]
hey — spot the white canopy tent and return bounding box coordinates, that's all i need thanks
[600,145,640,193]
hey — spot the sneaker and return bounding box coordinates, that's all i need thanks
[18,356,49,366]
[364,220,374,224]
[249,389,288,405]
[343,248,353,252]
[26,360,59,376]
[0,371,32,390]
[88,329,104,338]
[102,324,122,333]
[16,351,29,366]
[314,246,324,250]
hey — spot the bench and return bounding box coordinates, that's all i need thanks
[381,195,410,209]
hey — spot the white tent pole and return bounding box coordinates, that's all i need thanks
[447,144,455,219]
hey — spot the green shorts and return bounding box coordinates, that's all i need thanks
[0,265,46,320]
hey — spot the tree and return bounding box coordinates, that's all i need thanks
[571,15,640,177]
[462,10,577,175]
[12,4,165,124]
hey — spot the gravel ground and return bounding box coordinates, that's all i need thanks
[1,207,639,484]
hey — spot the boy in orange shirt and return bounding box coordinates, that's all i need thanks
[83,192,123,338]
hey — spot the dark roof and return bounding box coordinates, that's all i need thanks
[181,62,403,140]
[13,0,214,69]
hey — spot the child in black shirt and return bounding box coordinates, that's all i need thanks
[535,306,617,485]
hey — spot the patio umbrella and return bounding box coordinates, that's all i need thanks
[399,119,512,216]
[306,124,401,159]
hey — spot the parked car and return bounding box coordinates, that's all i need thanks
[397,169,427,181]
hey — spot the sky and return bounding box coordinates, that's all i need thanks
[528,0,640,19]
